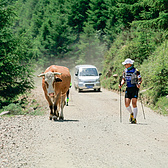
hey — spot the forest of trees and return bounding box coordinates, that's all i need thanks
[0,0,168,114]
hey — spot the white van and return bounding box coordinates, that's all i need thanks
[74,65,101,92]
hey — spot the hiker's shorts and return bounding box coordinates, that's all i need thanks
[125,87,139,99]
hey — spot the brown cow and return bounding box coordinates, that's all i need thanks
[38,65,71,121]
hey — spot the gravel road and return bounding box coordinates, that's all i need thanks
[1,77,168,168]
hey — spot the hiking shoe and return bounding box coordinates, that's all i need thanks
[131,118,137,124]
[129,113,134,122]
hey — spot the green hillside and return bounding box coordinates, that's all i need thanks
[0,0,168,114]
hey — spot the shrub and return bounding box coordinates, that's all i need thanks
[2,103,25,115]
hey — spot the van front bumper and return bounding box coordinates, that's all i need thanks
[78,82,101,90]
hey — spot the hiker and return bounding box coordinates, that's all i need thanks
[66,82,72,106]
[119,58,142,124]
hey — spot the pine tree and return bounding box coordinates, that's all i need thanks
[66,0,90,35]
[0,1,34,106]
[87,0,109,32]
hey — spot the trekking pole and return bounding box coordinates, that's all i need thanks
[119,76,123,123]
[119,87,122,123]
[139,92,145,119]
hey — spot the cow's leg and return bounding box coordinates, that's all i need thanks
[52,94,60,121]
[59,95,66,120]
[49,105,53,120]
[52,103,58,121]
[44,93,53,120]
[52,105,57,121]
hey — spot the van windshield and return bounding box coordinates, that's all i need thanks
[79,68,98,76]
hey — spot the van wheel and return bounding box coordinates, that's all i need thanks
[97,88,101,92]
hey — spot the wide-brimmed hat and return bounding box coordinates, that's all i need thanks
[122,58,134,65]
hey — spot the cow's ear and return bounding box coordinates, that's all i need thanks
[55,77,62,82]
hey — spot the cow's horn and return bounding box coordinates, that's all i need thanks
[37,73,45,77]
[54,72,62,75]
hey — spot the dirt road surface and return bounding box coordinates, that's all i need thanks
[1,76,168,168]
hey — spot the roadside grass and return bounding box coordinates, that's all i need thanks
[152,97,168,116]
[0,97,46,116]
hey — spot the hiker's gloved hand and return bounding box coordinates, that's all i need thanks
[119,84,123,89]
[136,83,141,88]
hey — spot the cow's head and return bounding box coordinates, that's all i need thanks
[38,72,62,96]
